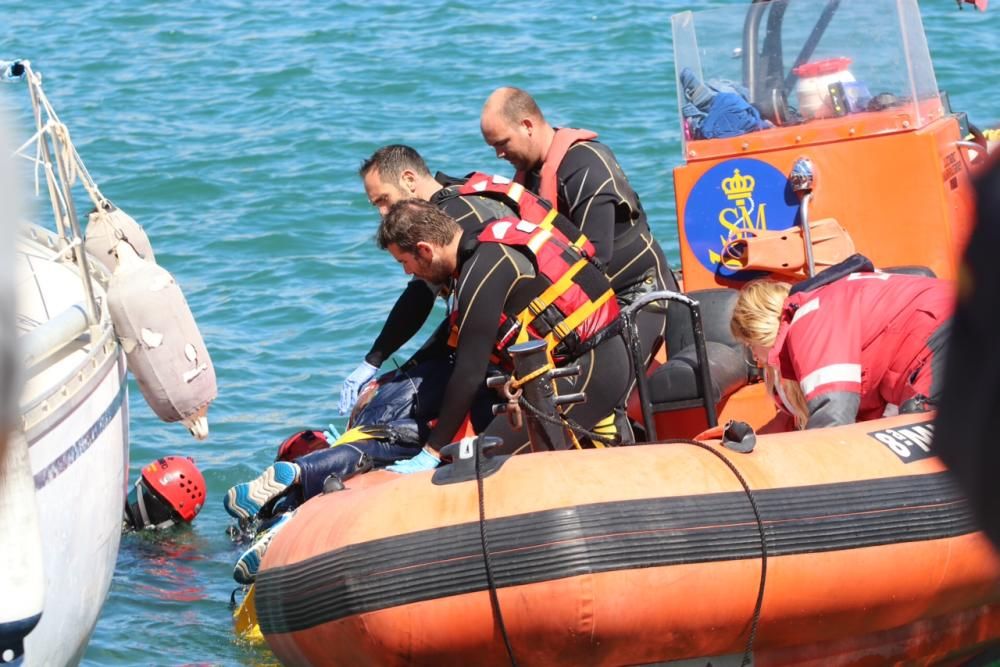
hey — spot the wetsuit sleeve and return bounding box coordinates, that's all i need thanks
[557,143,622,270]
[365,279,437,367]
[405,318,452,368]
[425,245,531,451]
[783,295,863,429]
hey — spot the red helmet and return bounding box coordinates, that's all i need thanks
[275,430,329,462]
[139,456,206,523]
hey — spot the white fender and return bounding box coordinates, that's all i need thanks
[85,200,155,272]
[108,242,216,440]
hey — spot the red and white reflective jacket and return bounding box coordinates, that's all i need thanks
[767,272,954,426]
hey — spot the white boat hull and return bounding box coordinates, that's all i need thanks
[23,354,128,666]
[17,227,129,666]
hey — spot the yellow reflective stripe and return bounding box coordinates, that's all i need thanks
[526,228,552,254]
[571,232,589,253]
[544,288,615,349]
[507,182,525,203]
[515,258,589,329]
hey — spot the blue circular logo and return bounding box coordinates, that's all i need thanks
[683,158,800,280]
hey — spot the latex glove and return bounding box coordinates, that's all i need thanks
[387,447,441,474]
[339,361,378,415]
[322,423,342,444]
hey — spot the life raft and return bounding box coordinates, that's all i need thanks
[251,412,1000,666]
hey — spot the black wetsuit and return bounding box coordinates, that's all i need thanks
[364,182,513,367]
[519,139,677,366]
[423,232,630,454]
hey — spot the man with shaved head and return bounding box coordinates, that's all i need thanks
[480,86,677,371]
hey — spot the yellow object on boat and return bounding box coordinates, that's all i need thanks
[233,584,263,644]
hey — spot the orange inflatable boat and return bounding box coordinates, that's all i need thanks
[255,415,1000,666]
[244,1,1000,663]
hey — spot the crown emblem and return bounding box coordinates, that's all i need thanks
[722,169,755,202]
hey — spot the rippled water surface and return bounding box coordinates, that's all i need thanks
[1,1,996,664]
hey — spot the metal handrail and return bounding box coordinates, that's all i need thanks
[10,60,105,333]
[621,290,718,441]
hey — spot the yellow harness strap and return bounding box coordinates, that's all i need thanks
[543,287,616,350]
[538,208,589,252]
[514,258,590,344]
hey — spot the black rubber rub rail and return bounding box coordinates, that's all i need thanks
[256,472,976,634]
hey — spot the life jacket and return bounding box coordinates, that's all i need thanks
[448,216,619,368]
[514,127,598,210]
[456,172,595,259]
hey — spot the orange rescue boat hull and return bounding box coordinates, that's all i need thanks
[256,413,1000,666]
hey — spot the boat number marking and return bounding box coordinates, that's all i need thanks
[941,151,962,183]
[868,421,935,463]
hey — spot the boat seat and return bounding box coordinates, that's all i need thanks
[664,287,743,357]
[650,287,753,416]
[647,341,749,409]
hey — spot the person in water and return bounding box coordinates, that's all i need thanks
[479,86,677,369]
[729,271,953,430]
[375,198,632,473]
[338,145,514,415]
[123,456,206,532]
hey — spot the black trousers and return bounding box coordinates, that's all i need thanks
[483,335,632,455]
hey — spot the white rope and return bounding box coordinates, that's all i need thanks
[48,237,82,263]
[16,61,105,208]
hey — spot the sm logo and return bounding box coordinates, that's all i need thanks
[683,158,800,280]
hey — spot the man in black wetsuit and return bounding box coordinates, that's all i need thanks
[376,199,631,474]
[338,145,514,414]
[480,87,677,370]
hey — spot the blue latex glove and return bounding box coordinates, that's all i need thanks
[322,423,342,444]
[387,447,441,474]
[339,361,378,415]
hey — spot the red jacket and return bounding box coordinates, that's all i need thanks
[767,272,954,426]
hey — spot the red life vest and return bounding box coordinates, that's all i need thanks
[448,215,619,368]
[456,171,595,259]
[514,127,598,211]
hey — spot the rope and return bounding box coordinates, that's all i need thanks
[20,62,106,208]
[475,440,518,666]
[517,394,616,446]
[509,362,553,390]
[673,438,768,667]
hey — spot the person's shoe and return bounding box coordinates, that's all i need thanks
[224,461,300,523]
[233,512,293,584]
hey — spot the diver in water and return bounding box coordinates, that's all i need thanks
[123,456,206,532]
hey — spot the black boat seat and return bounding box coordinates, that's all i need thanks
[647,341,749,410]
[665,287,742,357]
[883,265,936,278]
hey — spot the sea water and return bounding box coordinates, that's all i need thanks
[0,1,996,664]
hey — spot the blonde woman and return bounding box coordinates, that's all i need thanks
[730,272,953,430]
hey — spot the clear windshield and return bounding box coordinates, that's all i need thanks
[672,0,941,153]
